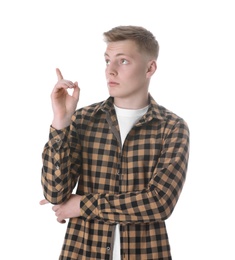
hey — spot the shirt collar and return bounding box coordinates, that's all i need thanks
[93,93,165,122]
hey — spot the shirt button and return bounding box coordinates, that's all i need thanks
[55,138,60,142]
[107,247,110,251]
[56,165,59,170]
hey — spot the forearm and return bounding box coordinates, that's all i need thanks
[80,164,186,225]
[41,125,81,204]
[52,115,72,130]
[80,187,173,224]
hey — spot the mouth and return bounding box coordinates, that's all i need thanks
[108,81,119,87]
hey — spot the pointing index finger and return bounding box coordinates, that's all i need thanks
[56,68,63,80]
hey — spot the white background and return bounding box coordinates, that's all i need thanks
[0,0,234,259]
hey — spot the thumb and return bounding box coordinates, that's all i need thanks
[39,199,50,205]
[56,68,63,81]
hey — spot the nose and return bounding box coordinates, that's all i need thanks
[106,62,117,76]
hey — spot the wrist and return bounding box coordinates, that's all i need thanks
[52,117,71,130]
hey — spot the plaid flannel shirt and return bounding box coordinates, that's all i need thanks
[41,94,190,260]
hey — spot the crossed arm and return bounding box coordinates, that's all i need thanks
[40,119,189,225]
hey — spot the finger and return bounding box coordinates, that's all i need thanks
[52,205,60,212]
[56,68,63,81]
[56,211,66,223]
[57,217,66,224]
[53,81,75,95]
[39,199,49,205]
[72,82,80,100]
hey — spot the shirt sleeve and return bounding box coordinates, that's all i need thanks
[79,119,190,224]
[41,118,82,205]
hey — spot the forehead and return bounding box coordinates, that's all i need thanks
[105,40,140,58]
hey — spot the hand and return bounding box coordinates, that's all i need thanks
[39,194,81,224]
[51,68,80,129]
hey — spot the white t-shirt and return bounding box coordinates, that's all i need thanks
[113,104,149,260]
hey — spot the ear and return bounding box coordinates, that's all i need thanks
[146,60,157,78]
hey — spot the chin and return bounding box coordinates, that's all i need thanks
[109,93,121,98]
[108,89,127,99]
[108,89,118,97]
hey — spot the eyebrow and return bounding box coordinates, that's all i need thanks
[104,52,128,57]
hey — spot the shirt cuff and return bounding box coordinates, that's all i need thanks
[47,125,70,150]
[80,194,99,220]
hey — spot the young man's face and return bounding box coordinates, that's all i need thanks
[104,40,155,106]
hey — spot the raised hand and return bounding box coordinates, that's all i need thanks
[51,68,80,129]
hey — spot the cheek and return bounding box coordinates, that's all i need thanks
[129,67,146,82]
[133,64,147,75]
[126,66,144,77]
[105,67,108,77]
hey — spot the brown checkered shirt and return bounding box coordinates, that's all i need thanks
[41,94,190,260]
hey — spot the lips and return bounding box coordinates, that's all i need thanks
[108,81,119,87]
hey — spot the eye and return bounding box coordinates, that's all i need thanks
[121,59,128,65]
[105,59,110,65]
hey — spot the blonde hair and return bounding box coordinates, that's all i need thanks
[103,25,159,60]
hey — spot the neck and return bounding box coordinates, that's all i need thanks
[114,92,149,110]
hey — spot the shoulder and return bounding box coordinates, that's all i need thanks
[158,104,184,122]
[150,95,186,124]
[75,98,107,117]
[150,95,189,135]
[158,104,189,134]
